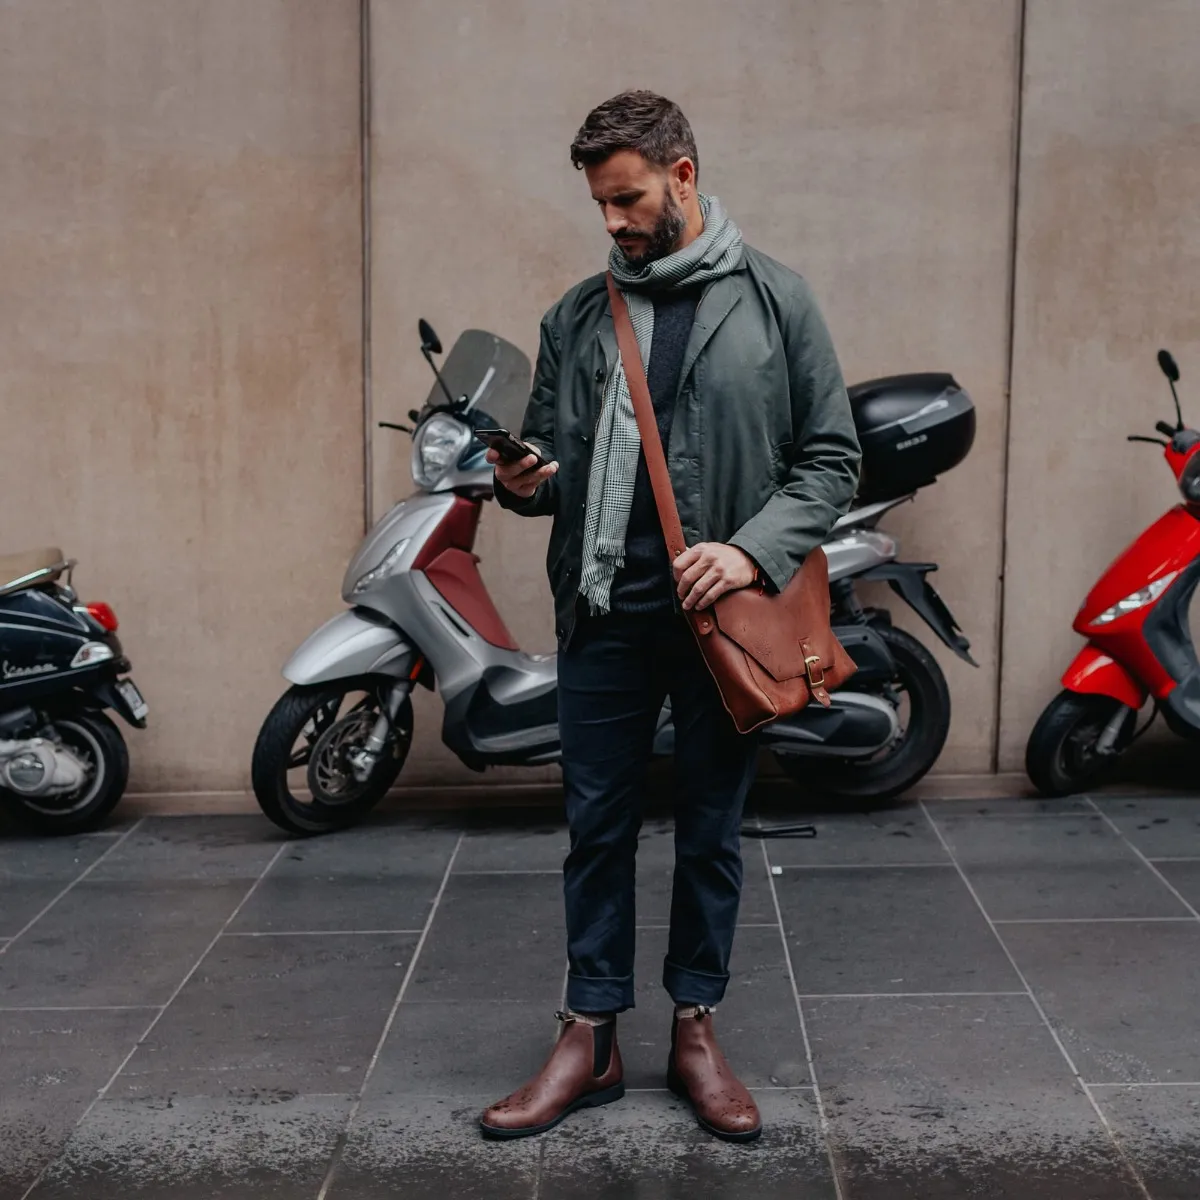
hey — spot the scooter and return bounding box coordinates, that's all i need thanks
[252,322,976,835]
[0,549,147,833]
[1027,349,1200,796]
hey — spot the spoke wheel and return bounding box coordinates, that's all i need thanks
[252,680,412,835]
[3,713,129,835]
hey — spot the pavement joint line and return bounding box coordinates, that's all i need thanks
[15,838,290,1200]
[931,806,1099,816]
[0,818,145,959]
[1088,1081,1200,1088]
[455,868,561,876]
[918,801,1155,1200]
[221,929,426,937]
[1086,797,1200,923]
[1147,857,1200,863]
[993,917,1198,924]
[636,922,778,930]
[0,1005,165,1013]
[772,861,951,870]
[759,820,845,1200]
[316,832,464,1200]
[624,1085,816,1093]
[927,811,1105,819]
[795,991,1029,1000]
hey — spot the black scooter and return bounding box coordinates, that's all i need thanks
[0,549,147,834]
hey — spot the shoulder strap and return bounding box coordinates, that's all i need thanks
[606,273,688,561]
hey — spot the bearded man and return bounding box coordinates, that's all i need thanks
[480,90,860,1143]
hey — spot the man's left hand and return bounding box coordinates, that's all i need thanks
[673,543,758,611]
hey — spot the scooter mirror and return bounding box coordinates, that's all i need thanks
[1158,348,1180,383]
[418,319,443,356]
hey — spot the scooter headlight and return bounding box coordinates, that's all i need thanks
[1089,572,1179,627]
[412,415,471,489]
[351,539,411,596]
[1180,454,1200,504]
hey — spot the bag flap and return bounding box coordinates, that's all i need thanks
[707,550,835,682]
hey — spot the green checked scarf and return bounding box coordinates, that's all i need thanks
[579,194,744,614]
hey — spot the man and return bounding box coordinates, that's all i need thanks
[480,90,860,1142]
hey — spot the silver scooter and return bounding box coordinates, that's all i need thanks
[251,323,976,834]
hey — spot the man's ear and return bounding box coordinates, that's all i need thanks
[671,157,697,201]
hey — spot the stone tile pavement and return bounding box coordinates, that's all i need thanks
[3,795,1200,1198]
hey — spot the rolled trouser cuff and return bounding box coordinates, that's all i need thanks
[566,972,635,1014]
[663,959,729,1007]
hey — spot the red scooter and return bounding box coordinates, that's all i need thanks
[1027,350,1200,795]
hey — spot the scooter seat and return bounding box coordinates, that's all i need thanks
[0,547,69,594]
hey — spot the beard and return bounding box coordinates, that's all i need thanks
[614,190,688,269]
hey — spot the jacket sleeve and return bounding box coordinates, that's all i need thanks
[728,279,861,592]
[493,309,561,518]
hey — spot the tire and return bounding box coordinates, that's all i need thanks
[774,624,951,803]
[1025,690,1133,797]
[251,680,412,836]
[3,712,130,835]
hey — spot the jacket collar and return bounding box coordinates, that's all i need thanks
[596,256,747,390]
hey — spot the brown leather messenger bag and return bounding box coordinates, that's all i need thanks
[606,272,856,735]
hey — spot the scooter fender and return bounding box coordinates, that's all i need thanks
[283,609,417,686]
[1061,644,1147,710]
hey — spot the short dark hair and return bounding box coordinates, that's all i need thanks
[570,90,699,175]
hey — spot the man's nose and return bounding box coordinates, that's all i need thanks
[604,207,627,236]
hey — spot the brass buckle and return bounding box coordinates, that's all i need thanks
[804,654,825,690]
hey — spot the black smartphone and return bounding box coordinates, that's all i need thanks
[474,427,548,468]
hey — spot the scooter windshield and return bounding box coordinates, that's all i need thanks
[423,329,532,432]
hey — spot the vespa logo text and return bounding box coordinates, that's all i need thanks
[896,434,928,452]
[2,660,56,680]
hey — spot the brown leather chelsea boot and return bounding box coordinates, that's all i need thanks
[667,1005,762,1143]
[480,1011,624,1139]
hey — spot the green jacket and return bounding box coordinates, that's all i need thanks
[497,246,861,644]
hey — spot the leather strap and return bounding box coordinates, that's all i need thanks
[606,273,689,564]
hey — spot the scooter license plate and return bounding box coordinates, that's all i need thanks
[116,678,149,721]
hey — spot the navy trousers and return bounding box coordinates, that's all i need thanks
[558,609,759,1013]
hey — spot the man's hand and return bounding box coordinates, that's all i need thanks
[488,448,558,499]
[673,543,758,611]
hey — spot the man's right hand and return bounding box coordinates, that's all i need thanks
[488,448,559,499]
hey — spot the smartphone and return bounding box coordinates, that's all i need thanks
[474,427,548,468]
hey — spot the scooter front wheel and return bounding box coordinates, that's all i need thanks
[1025,691,1135,798]
[251,680,412,836]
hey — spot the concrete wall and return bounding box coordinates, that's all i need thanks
[0,0,365,791]
[1000,0,1200,767]
[2,0,1195,793]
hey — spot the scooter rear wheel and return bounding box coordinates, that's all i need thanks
[2,712,130,835]
[1025,690,1134,797]
[773,624,950,804]
[251,680,412,836]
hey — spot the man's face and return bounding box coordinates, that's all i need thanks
[584,149,689,268]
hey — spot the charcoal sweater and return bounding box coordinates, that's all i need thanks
[610,286,701,612]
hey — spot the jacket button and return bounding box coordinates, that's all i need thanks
[594,368,605,383]
[580,433,590,445]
